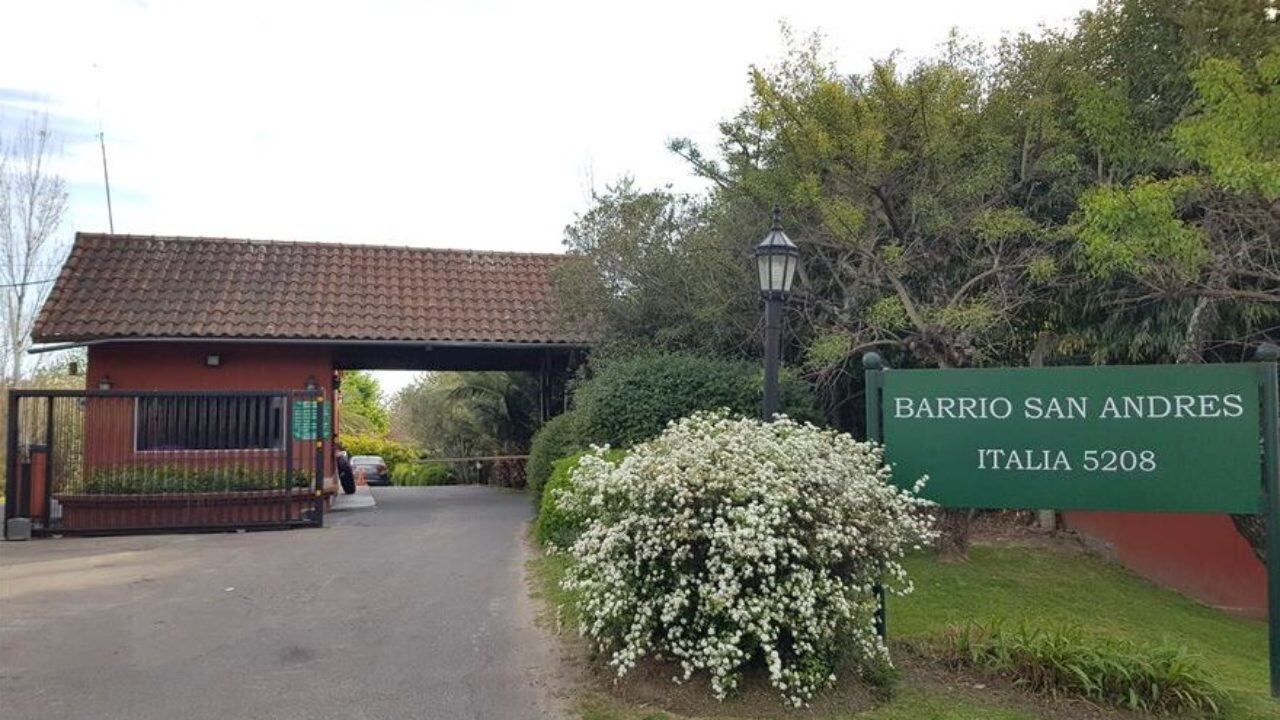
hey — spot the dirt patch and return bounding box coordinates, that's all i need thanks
[967,511,1084,548]
[563,640,1172,720]
[583,654,882,719]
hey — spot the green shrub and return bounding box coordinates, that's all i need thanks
[391,462,455,486]
[935,621,1224,715]
[63,465,310,495]
[527,354,819,503]
[572,353,819,448]
[527,412,590,501]
[338,434,421,469]
[535,450,624,548]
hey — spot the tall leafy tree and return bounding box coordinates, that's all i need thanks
[390,372,540,458]
[556,178,757,359]
[676,35,1065,380]
[338,370,390,435]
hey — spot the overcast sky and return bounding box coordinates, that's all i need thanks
[2,0,1093,394]
[3,0,1096,252]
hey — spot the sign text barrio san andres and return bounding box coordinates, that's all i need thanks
[892,393,1245,473]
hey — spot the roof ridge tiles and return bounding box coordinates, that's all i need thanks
[72,232,567,261]
[32,232,591,346]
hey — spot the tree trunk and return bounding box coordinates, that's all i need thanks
[1231,513,1266,564]
[1029,332,1058,531]
[935,508,977,559]
[933,352,978,559]
[1175,294,1217,364]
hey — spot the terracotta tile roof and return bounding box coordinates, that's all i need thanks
[33,233,590,345]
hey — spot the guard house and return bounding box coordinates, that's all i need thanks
[9,233,588,534]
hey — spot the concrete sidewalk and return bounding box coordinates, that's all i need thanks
[0,485,562,720]
[330,484,377,511]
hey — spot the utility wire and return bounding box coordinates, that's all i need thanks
[0,277,57,288]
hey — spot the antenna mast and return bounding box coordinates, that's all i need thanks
[98,130,114,233]
[93,62,115,233]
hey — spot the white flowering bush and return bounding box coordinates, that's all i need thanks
[556,410,936,707]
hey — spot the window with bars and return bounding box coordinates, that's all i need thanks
[134,396,285,451]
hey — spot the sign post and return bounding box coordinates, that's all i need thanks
[866,348,1279,698]
[1257,345,1280,697]
[863,352,887,639]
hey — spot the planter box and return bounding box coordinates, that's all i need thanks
[54,489,318,531]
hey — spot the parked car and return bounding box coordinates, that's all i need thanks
[350,455,391,486]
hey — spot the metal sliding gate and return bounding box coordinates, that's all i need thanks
[4,389,328,536]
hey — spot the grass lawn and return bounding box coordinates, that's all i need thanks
[894,544,1273,719]
[532,540,1276,720]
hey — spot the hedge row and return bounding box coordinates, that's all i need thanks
[535,450,625,547]
[391,462,456,486]
[338,434,422,469]
[528,353,817,500]
[65,465,310,495]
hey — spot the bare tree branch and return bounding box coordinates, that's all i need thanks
[0,113,69,382]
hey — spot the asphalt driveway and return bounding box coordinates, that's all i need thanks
[0,486,563,720]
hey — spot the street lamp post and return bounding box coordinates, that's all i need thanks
[755,205,800,420]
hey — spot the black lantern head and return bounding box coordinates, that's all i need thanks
[755,205,799,298]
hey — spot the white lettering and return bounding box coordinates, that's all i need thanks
[978,449,1074,471]
[1100,397,1121,419]
[1123,396,1144,418]
[990,397,1013,419]
[936,397,957,419]
[1223,394,1244,418]
[894,397,915,419]
[1174,395,1196,418]
[1197,394,1221,418]
[1052,451,1072,471]
[1068,397,1088,419]
[1024,397,1043,419]
[1148,395,1171,418]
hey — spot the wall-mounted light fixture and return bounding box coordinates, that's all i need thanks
[205,354,221,367]
[304,375,320,392]
[98,376,114,390]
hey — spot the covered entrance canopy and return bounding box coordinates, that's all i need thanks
[9,233,590,535]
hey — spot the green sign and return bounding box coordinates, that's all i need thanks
[291,400,331,441]
[877,363,1261,513]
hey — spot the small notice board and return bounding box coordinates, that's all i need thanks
[291,399,331,440]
